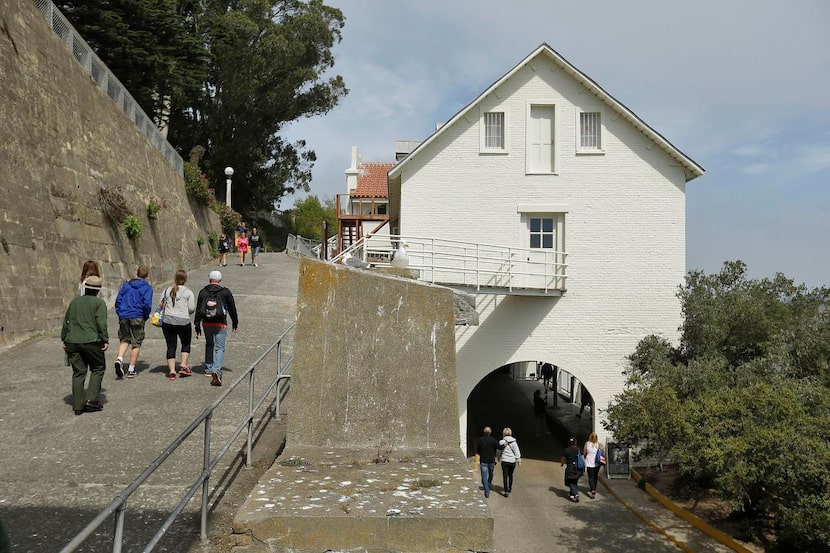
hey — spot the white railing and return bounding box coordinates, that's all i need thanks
[32,0,183,176]
[285,234,321,259]
[333,234,568,294]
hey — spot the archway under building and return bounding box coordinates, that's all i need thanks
[465,361,596,460]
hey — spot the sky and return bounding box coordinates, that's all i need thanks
[283,0,830,289]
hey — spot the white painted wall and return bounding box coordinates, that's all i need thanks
[395,56,687,450]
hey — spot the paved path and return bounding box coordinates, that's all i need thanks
[0,252,736,552]
[0,252,300,552]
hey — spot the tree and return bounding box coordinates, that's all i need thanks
[605,261,830,551]
[286,195,336,241]
[57,0,208,132]
[168,0,348,215]
[58,0,348,217]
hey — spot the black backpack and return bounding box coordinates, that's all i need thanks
[201,287,226,322]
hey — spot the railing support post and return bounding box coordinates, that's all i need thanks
[112,501,126,553]
[200,413,212,544]
[246,370,255,469]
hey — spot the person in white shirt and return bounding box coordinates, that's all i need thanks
[498,427,522,497]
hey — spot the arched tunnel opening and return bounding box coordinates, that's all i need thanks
[465,361,595,461]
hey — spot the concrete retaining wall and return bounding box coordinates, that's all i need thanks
[0,0,220,350]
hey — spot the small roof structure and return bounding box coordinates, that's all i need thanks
[354,162,394,198]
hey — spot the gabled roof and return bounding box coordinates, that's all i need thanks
[389,43,704,182]
[354,162,394,198]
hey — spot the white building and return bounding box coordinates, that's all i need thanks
[385,43,704,449]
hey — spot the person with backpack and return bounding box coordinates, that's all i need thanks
[194,271,238,386]
[560,436,584,502]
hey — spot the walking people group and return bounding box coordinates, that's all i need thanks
[475,426,522,498]
[61,260,241,416]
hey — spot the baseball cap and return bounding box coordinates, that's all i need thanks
[209,270,222,281]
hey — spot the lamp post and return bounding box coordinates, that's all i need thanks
[224,166,234,209]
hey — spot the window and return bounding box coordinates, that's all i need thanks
[578,111,602,152]
[529,217,555,249]
[482,111,505,151]
[526,104,556,173]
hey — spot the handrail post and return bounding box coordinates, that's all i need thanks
[200,413,212,544]
[246,369,255,469]
[275,342,282,419]
[112,502,126,553]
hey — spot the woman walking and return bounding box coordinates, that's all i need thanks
[583,432,604,498]
[560,436,584,502]
[161,270,196,380]
[218,233,231,267]
[77,260,101,296]
[237,231,249,266]
[499,427,521,497]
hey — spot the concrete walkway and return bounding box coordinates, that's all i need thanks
[0,251,738,552]
[0,252,300,552]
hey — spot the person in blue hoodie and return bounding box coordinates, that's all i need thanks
[113,265,153,379]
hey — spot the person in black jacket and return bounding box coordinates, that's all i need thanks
[475,426,499,498]
[560,436,584,502]
[194,271,239,387]
[249,227,263,267]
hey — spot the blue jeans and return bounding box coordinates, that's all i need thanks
[479,462,495,496]
[203,326,227,376]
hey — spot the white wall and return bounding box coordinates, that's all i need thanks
[396,56,687,449]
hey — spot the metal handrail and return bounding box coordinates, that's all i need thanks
[59,322,295,552]
[332,233,568,293]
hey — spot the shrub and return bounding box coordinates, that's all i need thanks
[147,201,161,220]
[184,146,212,205]
[124,215,142,240]
[210,202,242,236]
[196,235,205,246]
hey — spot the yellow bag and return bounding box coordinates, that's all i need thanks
[150,310,162,327]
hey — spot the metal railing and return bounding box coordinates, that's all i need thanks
[333,234,568,294]
[285,233,321,259]
[60,323,295,552]
[32,0,184,176]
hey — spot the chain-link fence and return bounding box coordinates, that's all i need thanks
[32,0,184,176]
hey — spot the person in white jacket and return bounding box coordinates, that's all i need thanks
[499,428,521,497]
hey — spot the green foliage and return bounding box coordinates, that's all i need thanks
[57,0,208,130]
[166,0,348,215]
[210,202,242,236]
[285,195,337,240]
[123,215,142,240]
[208,231,218,247]
[196,235,205,246]
[147,200,161,220]
[184,147,213,205]
[606,261,830,551]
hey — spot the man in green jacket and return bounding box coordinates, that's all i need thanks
[62,275,109,415]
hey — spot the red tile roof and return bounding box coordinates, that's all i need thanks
[353,162,394,198]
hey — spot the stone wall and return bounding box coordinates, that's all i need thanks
[0,0,220,350]
[290,258,461,451]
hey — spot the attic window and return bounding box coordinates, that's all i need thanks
[578,111,603,153]
[482,111,506,152]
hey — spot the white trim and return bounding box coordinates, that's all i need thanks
[575,109,604,155]
[517,204,569,213]
[480,107,508,154]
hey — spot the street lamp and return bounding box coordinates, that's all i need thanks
[224,166,234,209]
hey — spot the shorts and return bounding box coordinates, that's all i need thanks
[252,246,261,256]
[118,318,146,347]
